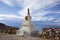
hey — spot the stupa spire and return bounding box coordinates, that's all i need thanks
[27,8,30,15]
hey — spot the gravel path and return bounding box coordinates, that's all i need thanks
[0,34,51,40]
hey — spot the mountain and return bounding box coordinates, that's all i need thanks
[0,20,60,32]
[33,21,60,31]
[0,23,19,34]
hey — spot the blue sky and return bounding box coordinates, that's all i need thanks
[0,0,60,27]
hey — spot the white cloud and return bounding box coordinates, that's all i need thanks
[32,11,49,17]
[31,11,49,21]
[1,0,14,6]
[0,14,21,19]
[55,20,60,22]
[18,0,60,21]
[0,18,4,20]
[0,0,60,21]
[0,14,24,23]
[49,11,60,13]
[46,17,60,22]
[47,18,55,21]
[32,17,40,21]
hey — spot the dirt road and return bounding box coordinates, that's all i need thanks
[0,34,52,40]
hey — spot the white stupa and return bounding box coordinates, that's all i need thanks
[16,8,39,36]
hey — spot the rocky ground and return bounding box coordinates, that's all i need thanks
[0,34,55,40]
